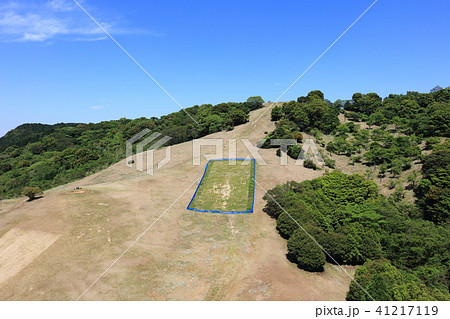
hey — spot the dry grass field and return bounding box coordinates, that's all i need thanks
[0,103,356,300]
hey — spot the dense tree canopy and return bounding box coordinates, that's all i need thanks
[263,171,449,300]
[267,90,339,136]
[343,88,450,137]
[262,90,339,157]
[347,259,448,301]
[346,92,382,115]
[415,141,450,224]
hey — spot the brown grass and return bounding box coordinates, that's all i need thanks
[0,103,355,300]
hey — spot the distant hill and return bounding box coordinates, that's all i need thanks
[0,123,80,153]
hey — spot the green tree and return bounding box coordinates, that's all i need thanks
[287,144,302,159]
[317,171,378,206]
[348,92,382,115]
[407,171,419,188]
[391,187,405,202]
[277,211,303,238]
[287,228,326,272]
[246,96,265,108]
[390,159,403,177]
[416,144,450,224]
[367,112,385,126]
[347,259,449,301]
[271,105,283,121]
[22,186,43,200]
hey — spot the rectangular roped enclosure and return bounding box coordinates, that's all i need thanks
[187,159,256,214]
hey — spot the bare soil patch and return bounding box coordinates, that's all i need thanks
[0,228,59,286]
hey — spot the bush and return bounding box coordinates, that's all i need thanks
[303,159,317,170]
[287,144,302,159]
[346,112,362,121]
[0,162,12,173]
[287,228,326,272]
[424,137,440,150]
[271,106,283,121]
[318,171,378,206]
[277,211,302,238]
[391,187,405,202]
[262,183,294,219]
[337,223,383,264]
[324,158,336,169]
[275,148,281,157]
[22,186,43,200]
[310,128,323,139]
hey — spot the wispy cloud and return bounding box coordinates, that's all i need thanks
[46,0,76,12]
[0,0,140,42]
[90,105,103,110]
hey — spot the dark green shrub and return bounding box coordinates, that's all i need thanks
[347,259,449,301]
[287,228,326,272]
[324,158,336,169]
[276,211,301,238]
[271,106,283,121]
[287,144,302,159]
[424,137,440,150]
[303,159,317,170]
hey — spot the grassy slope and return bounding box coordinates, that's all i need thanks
[0,103,356,301]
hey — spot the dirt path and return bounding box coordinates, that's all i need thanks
[0,103,355,300]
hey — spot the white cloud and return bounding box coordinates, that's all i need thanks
[74,35,107,42]
[0,0,127,42]
[46,0,76,12]
[90,105,103,110]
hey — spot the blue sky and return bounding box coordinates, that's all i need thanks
[0,0,449,137]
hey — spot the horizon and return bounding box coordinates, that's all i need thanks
[0,85,445,139]
[1,0,449,137]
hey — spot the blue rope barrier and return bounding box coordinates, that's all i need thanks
[187,159,256,214]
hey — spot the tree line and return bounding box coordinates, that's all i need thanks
[265,88,448,160]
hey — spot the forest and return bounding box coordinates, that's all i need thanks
[263,87,449,301]
[264,168,449,300]
[0,97,264,199]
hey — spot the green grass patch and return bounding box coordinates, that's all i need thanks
[188,159,255,213]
